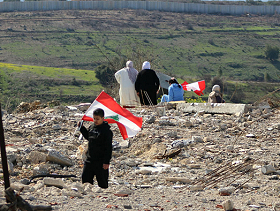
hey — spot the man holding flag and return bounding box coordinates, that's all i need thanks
[78,108,113,188]
[77,91,143,188]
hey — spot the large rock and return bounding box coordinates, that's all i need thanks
[27,151,47,164]
[46,150,73,166]
[43,177,65,188]
[177,103,249,116]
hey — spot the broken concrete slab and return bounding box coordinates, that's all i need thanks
[46,150,73,166]
[43,177,65,188]
[177,103,250,116]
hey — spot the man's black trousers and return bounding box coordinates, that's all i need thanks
[82,161,109,188]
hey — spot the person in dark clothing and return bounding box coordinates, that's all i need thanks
[135,61,160,105]
[78,108,113,188]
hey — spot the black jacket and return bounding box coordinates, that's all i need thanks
[80,121,113,164]
[135,69,160,93]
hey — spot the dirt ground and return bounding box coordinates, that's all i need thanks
[0,102,280,210]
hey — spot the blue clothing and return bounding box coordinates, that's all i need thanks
[161,83,184,102]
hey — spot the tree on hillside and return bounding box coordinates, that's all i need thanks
[264,72,271,82]
[211,76,225,93]
[265,45,279,61]
[95,65,115,87]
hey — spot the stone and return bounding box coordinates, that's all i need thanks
[192,136,203,143]
[222,199,234,211]
[70,182,85,193]
[177,103,249,116]
[167,131,177,138]
[145,115,156,124]
[165,177,192,184]
[43,177,65,188]
[188,164,201,169]
[46,150,73,166]
[158,120,175,126]
[8,160,14,174]
[33,164,49,176]
[246,134,256,138]
[123,205,132,209]
[20,178,30,185]
[115,189,133,196]
[171,140,186,148]
[261,164,276,174]
[203,137,211,142]
[27,151,47,164]
[197,110,205,116]
[263,108,271,114]
[135,169,152,175]
[10,182,30,191]
[219,187,235,196]
[126,159,137,167]
[119,140,130,149]
[189,185,204,191]
[274,123,280,130]
[174,110,180,116]
[156,107,166,117]
[62,189,83,197]
[52,124,61,130]
[31,181,44,192]
[200,124,207,130]
[136,185,152,188]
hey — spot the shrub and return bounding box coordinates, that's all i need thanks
[95,65,115,87]
[264,72,271,82]
[208,39,215,45]
[265,45,279,61]
[211,76,225,92]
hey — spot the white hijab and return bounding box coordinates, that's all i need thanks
[212,84,221,92]
[142,61,151,70]
[126,60,138,83]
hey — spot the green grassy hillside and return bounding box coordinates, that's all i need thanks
[0,10,279,111]
[0,63,103,111]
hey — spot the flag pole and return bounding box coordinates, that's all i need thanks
[72,120,84,138]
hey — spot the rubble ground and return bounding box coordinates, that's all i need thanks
[1,102,280,210]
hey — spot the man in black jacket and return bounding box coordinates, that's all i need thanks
[78,108,113,188]
[135,61,160,105]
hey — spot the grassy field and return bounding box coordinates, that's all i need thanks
[0,63,103,111]
[0,10,279,111]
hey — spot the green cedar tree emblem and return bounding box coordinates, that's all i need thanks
[105,115,119,121]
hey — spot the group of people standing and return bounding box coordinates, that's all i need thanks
[115,60,160,107]
[115,60,225,107]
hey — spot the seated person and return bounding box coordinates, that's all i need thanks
[208,84,225,103]
[161,78,184,102]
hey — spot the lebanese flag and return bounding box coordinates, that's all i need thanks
[181,80,206,96]
[81,91,142,140]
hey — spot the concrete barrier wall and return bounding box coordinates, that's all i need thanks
[0,1,280,15]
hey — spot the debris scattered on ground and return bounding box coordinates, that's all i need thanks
[0,100,279,210]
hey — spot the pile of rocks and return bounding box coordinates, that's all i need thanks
[0,101,280,210]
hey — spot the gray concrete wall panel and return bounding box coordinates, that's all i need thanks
[0,1,280,15]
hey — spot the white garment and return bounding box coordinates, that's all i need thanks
[115,68,140,106]
[142,61,151,70]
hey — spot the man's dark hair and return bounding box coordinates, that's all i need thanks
[168,78,181,88]
[93,108,104,117]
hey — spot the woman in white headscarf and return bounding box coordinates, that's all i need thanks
[135,61,160,105]
[115,61,140,107]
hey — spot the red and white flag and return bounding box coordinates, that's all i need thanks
[181,80,206,96]
[81,91,143,140]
